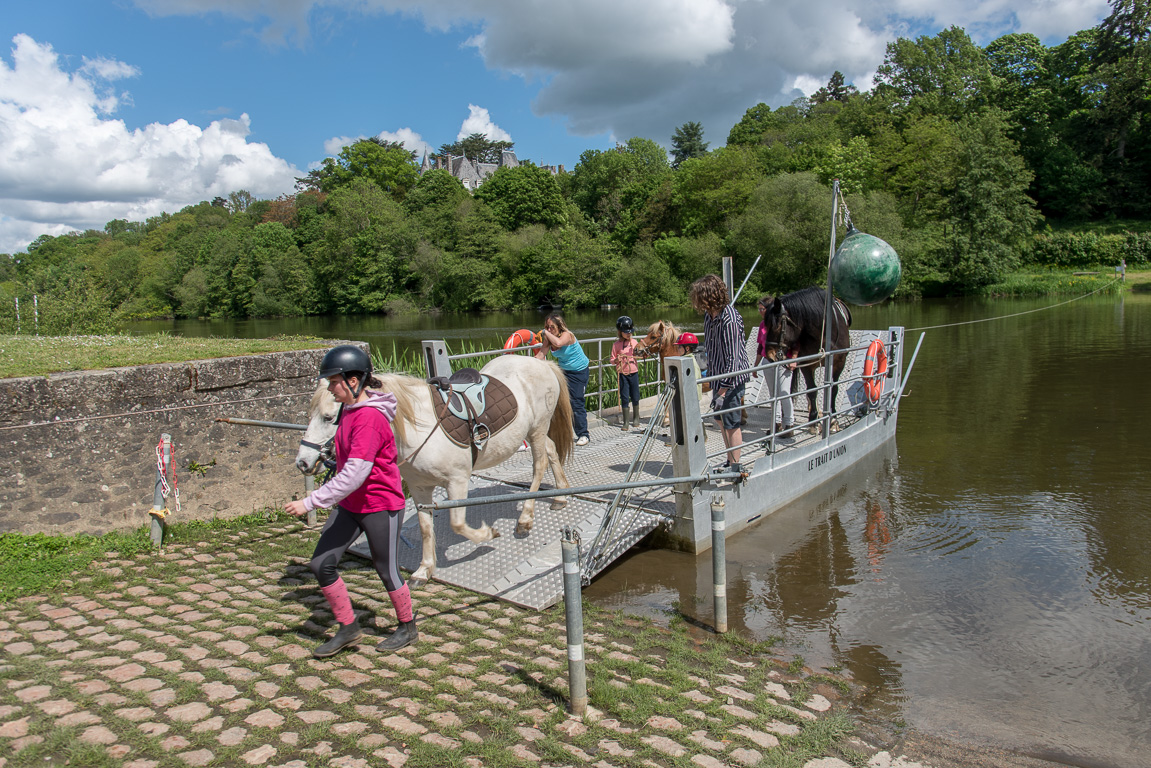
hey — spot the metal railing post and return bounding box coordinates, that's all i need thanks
[304,476,316,526]
[151,434,171,547]
[422,340,452,379]
[667,356,705,490]
[711,495,728,633]
[561,527,588,717]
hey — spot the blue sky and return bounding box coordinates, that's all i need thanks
[0,0,1111,254]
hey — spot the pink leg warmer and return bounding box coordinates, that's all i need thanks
[320,578,356,626]
[388,584,414,623]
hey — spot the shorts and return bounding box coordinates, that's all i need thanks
[712,383,745,430]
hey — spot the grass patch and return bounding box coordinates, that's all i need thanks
[0,506,296,603]
[980,270,1123,297]
[0,333,331,378]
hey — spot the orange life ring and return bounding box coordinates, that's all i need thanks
[503,328,536,354]
[863,339,888,404]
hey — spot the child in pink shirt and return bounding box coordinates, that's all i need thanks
[610,316,641,431]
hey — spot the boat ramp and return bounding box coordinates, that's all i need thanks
[353,327,919,610]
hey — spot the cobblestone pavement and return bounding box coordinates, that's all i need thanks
[0,521,935,768]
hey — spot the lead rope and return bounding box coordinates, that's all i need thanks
[154,439,180,518]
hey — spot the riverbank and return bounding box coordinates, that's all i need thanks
[0,512,924,768]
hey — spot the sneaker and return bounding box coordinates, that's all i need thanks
[377,619,418,652]
[313,619,362,658]
[575,436,589,446]
[516,442,529,452]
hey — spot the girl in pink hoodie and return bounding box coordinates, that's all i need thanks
[285,345,417,657]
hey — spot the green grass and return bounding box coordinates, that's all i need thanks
[0,333,331,378]
[0,506,296,603]
[1044,218,1151,235]
[980,270,1124,297]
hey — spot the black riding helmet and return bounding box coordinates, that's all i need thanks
[616,315,634,334]
[319,345,372,399]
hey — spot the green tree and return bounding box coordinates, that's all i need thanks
[671,146,763,237]
[297,139,418,200]
[670,121,709,168]
[438,133,515,164]
[810,71,859,105]
[873,26,998,119]
[568,138,671,246]
[474,164,567,231]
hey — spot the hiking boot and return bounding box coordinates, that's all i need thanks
[377,619,418,652]
[313,619,362,658]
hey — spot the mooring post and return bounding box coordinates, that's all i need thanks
[711,494,728,634]
[151,434,172,547]
[304,476,316,526]
[561,526,588,717]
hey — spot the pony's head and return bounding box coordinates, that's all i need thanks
[760,297,797,362]
[635,320,680,358]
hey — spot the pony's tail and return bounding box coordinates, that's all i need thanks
[547,362,574,465]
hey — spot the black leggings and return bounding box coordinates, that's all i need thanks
[309,506,406,592]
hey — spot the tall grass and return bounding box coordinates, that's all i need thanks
[979,271,1123,297]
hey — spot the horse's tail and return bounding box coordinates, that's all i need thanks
[546,362,574,465]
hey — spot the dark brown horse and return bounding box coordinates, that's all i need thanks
[762,286,852,426]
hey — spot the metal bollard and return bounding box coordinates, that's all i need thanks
[711,494,728,634]
[561,526,588,717]
[151,434,171,547]
[304,476,316,526]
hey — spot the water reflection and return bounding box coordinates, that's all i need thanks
[132,294,1151,766]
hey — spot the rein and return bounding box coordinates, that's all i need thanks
[395,385,445,469]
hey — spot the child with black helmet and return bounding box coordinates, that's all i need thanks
[285,344,418,657]
[610,316,641,432]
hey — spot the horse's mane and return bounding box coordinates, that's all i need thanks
[375,372,431,444]
[643,320,681,352]
[780,286,830,321]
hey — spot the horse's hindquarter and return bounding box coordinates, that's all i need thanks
[470,356,559,472]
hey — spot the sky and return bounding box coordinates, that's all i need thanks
[0,0,1111,256]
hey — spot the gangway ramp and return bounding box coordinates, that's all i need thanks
[351,420,677,610]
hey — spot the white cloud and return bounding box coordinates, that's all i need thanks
[0,34,299,254]
[457,104,511,143]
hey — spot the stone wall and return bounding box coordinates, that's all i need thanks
[0,344,365,536]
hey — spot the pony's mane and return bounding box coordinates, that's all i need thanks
[780,286,828,319]
[375,372,431,444]
[643,320,681,351]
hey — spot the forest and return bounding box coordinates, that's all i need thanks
[2,5,1150,333]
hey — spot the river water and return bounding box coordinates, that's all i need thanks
[129,293,1151,766]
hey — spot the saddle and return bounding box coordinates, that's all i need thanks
[428,368,519,466]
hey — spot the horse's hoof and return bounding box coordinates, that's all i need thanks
[490,528,501,540]
[408,577,427,589]
[515,522,532,538]
[550,498,568,510]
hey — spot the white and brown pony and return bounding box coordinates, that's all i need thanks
[295,354,573,586]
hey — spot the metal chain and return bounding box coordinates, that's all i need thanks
[155,440,181,516]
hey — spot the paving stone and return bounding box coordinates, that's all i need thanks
[106,744,133,759]
[692,755,728,768]
[734,724,781,749]
[94,692,128,706]
[381,714,426,736]
[296,710,338,724]
[218,727,248,746]
[202,681,239,701]
[36,698,75,716]
[14,684,51,702]
[221,697,255,712]
[0,717,30,738]
[428,710,462,729]
[720,703,758,720]
[192,716,225,732]
[766,719,801,737]
[246,709,286,728]
[177,748,214,766]
[320,689,353,705]
[105,663,146,682]
[646,715,684,730]
[688,730,726,751]
[11,734,44,752]
[764,681,791,700]
[147,689,178,707]
[642,735,687,757]
[804,693,832,712]
[79,725,119,745]
[242,744,277,765]
[421,733,461,749]
[167,702,212,723]
[803,760,852,768]
[115,707,155,722]
[730,747,763,766]
[57,711,101,727]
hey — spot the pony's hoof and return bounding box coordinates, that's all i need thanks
[550,498,568,510]
[490,528,502,540]
[515,522,533,538]
[408,576,427,589]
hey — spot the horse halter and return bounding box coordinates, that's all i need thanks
[299,437,335,472]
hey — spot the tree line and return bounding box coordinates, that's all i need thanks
[1,3,1148,332]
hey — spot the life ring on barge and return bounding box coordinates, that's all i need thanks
[863,339,888,405]
[503,328,537,354]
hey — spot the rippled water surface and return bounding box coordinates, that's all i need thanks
[133,293,1151,766]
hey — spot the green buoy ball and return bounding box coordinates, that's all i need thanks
[830,227,901,305]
